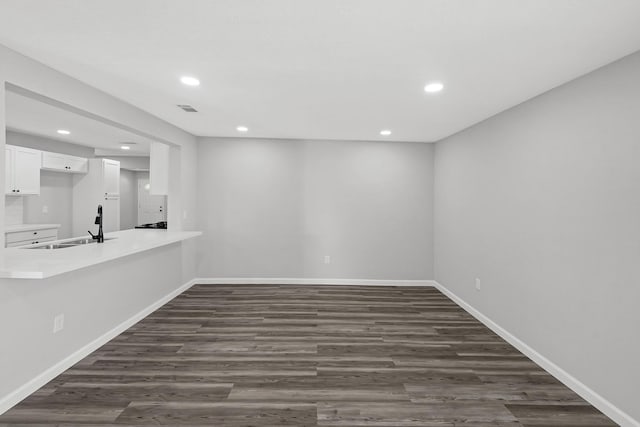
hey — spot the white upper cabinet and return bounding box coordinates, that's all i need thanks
[5,146,14,195]
[41,151,88,173]
[5,145,41,195]
[102,158,120,197]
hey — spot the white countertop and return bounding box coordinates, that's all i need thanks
[5,223,62,233]
[0,229,201,279]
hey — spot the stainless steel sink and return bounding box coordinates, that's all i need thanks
[68,238,94,245]
[65,238,115,245]
[25,237,115,249]
[32,243,77,249]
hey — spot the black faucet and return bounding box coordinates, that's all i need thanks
[88,204,104,243]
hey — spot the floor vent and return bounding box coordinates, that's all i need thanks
[177,104,198,112]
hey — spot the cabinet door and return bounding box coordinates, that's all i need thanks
[41,151,68,171]
[42,152,89,173]
[6,236,56,248]
[5,228,58,244]
[102,159,120,197]
[67,156,88,173]
[14,146,41,195]
[5,146,15,195]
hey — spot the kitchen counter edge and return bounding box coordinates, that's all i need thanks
[0,229,202,279]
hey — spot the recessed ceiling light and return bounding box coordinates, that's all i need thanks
[180,76,200,86]
[236,126,249,132]
[380,129,392,136]
[120,145,131,150]
[424,82,444,93]
[57,129,70,135]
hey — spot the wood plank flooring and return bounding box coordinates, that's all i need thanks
[0,284,617,426]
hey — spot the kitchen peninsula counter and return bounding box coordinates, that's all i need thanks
[0,229,201,279]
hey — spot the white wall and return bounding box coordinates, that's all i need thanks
[96,155,149,171]
[23,171,74,239]
[434,51,640,423]
[0,43,200,411]
[0,242,185,409]
[2,36,636,426]
[0,43,198,247]
[6,130,95,158]
[0,83,5,234]
[119,169,137,230]
[4,198,23,226]
[6,132,151,236]
[6,131,88,238]
[197,138,434,280]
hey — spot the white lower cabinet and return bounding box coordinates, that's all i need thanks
[5,226,59,248]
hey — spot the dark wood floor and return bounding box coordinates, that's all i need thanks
[0,284,616,426]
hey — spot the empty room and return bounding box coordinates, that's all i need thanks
[0,1,638,425]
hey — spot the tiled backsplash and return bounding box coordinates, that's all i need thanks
[5,197,24,225]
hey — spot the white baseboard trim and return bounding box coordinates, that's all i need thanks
[194,277,435,287]
[0,278,197,416]
[432,280,639,427]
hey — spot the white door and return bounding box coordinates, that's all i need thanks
[14,146,41,195]
[102,159,120,197]
[138,178,167,224]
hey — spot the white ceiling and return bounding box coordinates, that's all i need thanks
[6,90,152,156]
[1,0,639,142]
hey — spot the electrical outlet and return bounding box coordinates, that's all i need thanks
[42,205,48,214]
[324,255,331,264]
[53,314,64,333]
[475,278,481,291]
